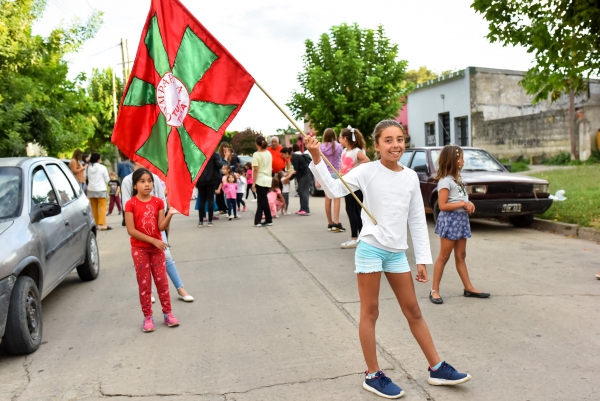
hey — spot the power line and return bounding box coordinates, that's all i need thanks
[49,0,70,17]
[84,0,94,11]
[89,43,121,57]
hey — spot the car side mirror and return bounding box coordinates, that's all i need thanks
[413,164,429,174]
[503,164,512,172]
[30,203,61,223]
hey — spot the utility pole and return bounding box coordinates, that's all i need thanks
[120,38,128,82]
[112,68,120,169]
[126,39,131,79]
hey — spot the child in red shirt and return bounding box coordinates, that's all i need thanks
[124,168,180,333]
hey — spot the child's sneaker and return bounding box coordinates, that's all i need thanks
[427,362,471,385]
[142,316,155,332]
[229,215,233,220]
[163,312,180,327]
[336,223,346,232]
[363,370,405,399]
[243,206,247,212]
[234,216,241,219]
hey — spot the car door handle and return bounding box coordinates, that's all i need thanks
[83,211,88,216]
[65,220,70,226]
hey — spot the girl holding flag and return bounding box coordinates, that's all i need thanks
[306,119,471,399]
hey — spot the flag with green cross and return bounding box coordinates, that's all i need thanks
[112,0,254,215]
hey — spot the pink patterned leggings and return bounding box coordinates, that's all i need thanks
[131,246,171,317]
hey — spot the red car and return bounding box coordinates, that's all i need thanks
[400,147,553,227]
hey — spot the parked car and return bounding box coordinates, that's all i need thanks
[0,157,99,355]
[237,155,252,169]
[400,147,553,227]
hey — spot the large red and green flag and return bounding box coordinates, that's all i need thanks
[112,0,254,215]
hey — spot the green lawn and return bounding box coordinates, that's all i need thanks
[529,165,600,229]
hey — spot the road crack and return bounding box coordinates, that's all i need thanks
[11,356,31,401]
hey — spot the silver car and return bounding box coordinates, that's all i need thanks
[0,157,99,355]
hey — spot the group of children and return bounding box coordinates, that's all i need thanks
[122,118,488,399]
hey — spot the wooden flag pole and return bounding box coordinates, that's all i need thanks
[254,81,377,225]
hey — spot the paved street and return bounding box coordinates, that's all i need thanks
[1,193,599,401]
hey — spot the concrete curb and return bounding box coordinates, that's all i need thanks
[531,218,600,242]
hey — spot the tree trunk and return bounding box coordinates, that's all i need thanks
[568,90,578,160]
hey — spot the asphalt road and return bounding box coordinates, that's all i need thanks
[1,193,599,401]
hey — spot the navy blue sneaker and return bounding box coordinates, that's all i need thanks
[363,370,405,399]
[427,362,471,385]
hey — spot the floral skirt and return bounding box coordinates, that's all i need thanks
[435,211,472,240]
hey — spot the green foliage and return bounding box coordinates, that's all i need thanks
[472,0,600,102]
[276,125,298,135]
[531,165,600,229]
[222,130,236,144]
[500,158,530,173]
[231,127,261,155]
[0,0,103,157]
[288,23,409,141]
[85,67,123,161]
[404,66,454,86]
[543,152,572,166]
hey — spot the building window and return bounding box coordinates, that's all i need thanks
[438,113,451,145]
[455,116,468,146]
[425,122,436,146]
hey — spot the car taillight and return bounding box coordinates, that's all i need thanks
[466,185,487,194]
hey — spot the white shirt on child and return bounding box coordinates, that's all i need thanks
[237,176,247,194]
[310,159,432,264]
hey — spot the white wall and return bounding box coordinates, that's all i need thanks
[407,69,471,147]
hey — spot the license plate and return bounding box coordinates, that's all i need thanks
[502,203,522,212]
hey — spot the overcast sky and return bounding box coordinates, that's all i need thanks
[33,0,533,135]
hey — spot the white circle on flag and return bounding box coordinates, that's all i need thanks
[156,72,190,128]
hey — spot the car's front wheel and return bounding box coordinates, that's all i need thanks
[509,214,535,228]
[77,231,100,281]
[3,276,43,355]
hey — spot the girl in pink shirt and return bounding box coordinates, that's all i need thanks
[222,174,239,220]
[267,176,286,218]
[245,162,256,201]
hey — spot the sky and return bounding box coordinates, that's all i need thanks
[33,0,534,135]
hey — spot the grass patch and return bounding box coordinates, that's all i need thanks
[529,165,600,229]
[543,151,600,166]
[499,158,530,173]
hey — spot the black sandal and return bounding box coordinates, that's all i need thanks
[429,290,443,305]
[102,226,113,231]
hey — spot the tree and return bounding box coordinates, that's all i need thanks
[86,67,123,162]
[404,66,454,86]
[287,23,409,142]
[276,125,298,135]
[231,127,261,155]
[0,0,103,157]
[472,0,600,160]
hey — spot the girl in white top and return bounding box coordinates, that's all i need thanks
[86,153,111,230]
[307,120,471,398]
[338,126,370,249]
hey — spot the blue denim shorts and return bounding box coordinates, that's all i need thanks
[354,241,411,274]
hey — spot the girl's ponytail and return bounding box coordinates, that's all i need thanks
[340,126,366,150]
[255,136,268,150]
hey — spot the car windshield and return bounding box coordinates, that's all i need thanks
[431,149,504,172]
[0,167,23,221]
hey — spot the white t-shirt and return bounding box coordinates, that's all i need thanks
[437,176,468,212]
[237,176,247,194]
[340,147,361,175]
[310,159,432,264]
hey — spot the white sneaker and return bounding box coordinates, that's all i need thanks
[178,295,194,302]
[341,239,358,249]
[151,296,156,303]
[250,199,257,202]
